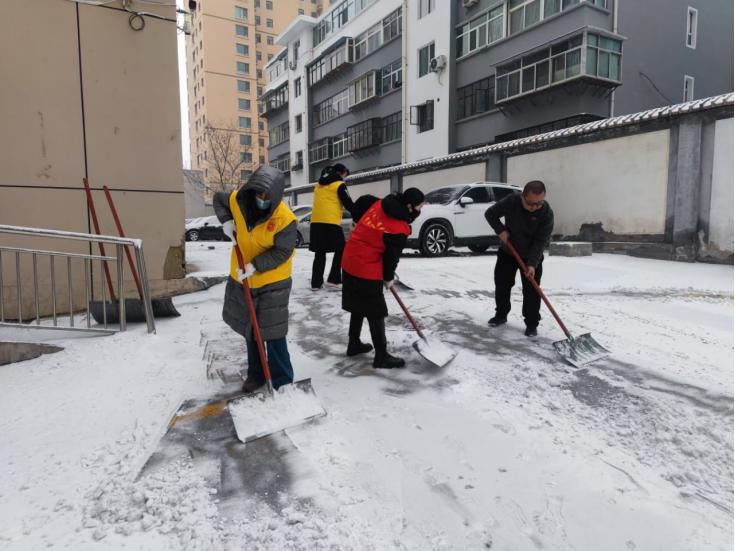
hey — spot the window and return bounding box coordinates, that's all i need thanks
[270,156,290,173]
[240,134,252,146]
[351,8,401,62]
[259,156,265,165]
[294,77,302,97]
[457,77,495,120]
[266,0,273,8]
[332,133,348,158]
[380,59,402,94]
[410,100,434,133]
[456,5,504,57]
[267,36,274,45]
[240,170,252,181]
[462,187,491,203]
[586,33,622,81]
[238,98,251,110]
[267,19,273,28]
[255,16,261,25]
[683,75,695,101]
[237,62,250,74]
[241,152,253,163]
[269,121,289,145]
[256,52,262,61]
[293,150,304,170]
[309,137,332,163]
[348,71,379,107]
[239,116,252,128]
[382,112,401,143]
[295,114,302,133]
[256,34,262,43]
[418,42,435,77]
[544,0,582,17]
[686,7,698,49]
[347,119,383,151]
[268,54,274,61]
[259,138,265,147]
[509,0,541,35]
[299,9,305,15]
[313,0,377,47]
[235,6,247,19]
[237,80,250,92]
[313,89,349,125]
[236,24,248,36]
[257,69,263,78]
[236,43,249,56]
[260,84,288,115]
[308,39,354,86]
[418,0,434,18]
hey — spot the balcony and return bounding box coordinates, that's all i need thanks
[270,155,290,173]
[307,37,354,87]
[347,118,382,152]
[495,30,622,105]
[348,70,379,110]
[258,84,288,118]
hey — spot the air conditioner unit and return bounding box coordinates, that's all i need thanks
[289,60,298,71]
[429,55,447,73]
[463,0,479,7]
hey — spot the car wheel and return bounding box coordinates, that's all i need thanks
[420,223,451,257]
[468,243,490,253]
[296,231,304,248]
[186,230,200,242]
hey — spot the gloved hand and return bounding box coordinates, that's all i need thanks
[236,263,256,282]
[222,220,236,243]
[384,280,394,290]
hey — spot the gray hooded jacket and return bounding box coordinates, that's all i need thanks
[213,166,297,341]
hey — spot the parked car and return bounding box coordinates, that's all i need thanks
[296,209,354,248]
[185,215,225,241]
[406,182,521,256]
[291,205,312,219]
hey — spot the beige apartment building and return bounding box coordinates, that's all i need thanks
[1,0,184,320]
[187,0,328,193]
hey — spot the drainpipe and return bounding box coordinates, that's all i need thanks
[401,0,408,164]
[609,0,619,117]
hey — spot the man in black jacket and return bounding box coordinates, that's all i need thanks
[484,180,554,337]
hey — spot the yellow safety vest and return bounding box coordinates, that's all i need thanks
[228,191,296,289]
[311,181,343,225]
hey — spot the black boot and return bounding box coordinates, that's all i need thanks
[242,375,264,393]
[368,317,405,368]
[372,352,405,369]
[524,326,537,337]
[488,315,507,327]
[346,337,373,356]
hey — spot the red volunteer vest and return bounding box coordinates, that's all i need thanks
[342,200,411,280]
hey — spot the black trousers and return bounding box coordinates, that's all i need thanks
[311,247,343,288]
[349,313,387,356]
[494,249,543,328]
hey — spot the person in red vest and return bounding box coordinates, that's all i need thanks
[341,188,425,368]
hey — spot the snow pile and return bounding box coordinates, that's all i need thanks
[229,384,326,442]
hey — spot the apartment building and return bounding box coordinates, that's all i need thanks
[263,0,733,189]
[186,0,330,193]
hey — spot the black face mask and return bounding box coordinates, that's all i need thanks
[408,208,421,223]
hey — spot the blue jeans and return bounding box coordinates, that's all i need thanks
[245,337,294,389]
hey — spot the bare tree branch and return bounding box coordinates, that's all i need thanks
[203,123,253,192]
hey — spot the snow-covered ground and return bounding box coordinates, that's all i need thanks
[1,242,732,550]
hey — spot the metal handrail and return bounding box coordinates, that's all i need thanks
[0,225,155,334]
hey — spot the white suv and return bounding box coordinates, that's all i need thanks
[407,182,521,256]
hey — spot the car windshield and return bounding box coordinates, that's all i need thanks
[424,186,469,205]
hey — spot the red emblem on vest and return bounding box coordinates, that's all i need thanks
[267,220,276,232]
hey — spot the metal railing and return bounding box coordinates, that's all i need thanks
[0,225,155,334]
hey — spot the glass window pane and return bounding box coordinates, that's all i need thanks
[496,75,508,100]
[566,49,581,77]
[598,50,610,78]
[508,72,520,96]
[552,55,565,82]
[522,66,535,92]
[510,10,523,34]
[545,0,561,16]
[586,47,597,75]
[489,18,503,42]
[587,33,598,46]
[609,53,620,80]
[525,0,541,26]
[536,61,549,86]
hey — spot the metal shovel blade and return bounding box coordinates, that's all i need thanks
[413,335,457,368]
[227,378,326,443]
[553,333,610,368]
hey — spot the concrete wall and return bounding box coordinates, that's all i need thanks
[705,117,734,257]
[507,131,671,236]
[0,0,183,319]
[404,163,487,194]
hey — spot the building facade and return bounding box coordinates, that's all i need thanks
[186,0,330,194]
[263,0,733,192]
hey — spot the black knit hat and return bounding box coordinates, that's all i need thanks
[399,187,425,207]
[332,163,350,176]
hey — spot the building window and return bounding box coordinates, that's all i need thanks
[270,155,290,173]
[683,75,695,101]
[313,89,349,126]
[509,0,541,35]
[266,18,273,28]
[241,152,253,163]
[267,36,274,45]
[255,0,260,6]
[240,170,252,181]
[237,61,250,74]
[257,52,262,61]
[544,0,583,17]
[256,34,262,43]
[294,77,302,97]
[418,42,435,78]
[260,84,288,115]
[418,0,434,19]
[353,9,402,62]
[238,98,251,110]
[382,111,401,143]
[240,134,252,146]
[457,77,495,120]
[299,9,305,15]
[313,0,376,47]
[269,121,290,145]
[255,16,261,25]
[309,137,332,163]
[237,80,250,92]
[266,0,273,8]
[379,59,402,94]
[347,119,383,151]
[295,114,303,133]
[259,156,265,165]
[348,71,379,108]
[308,38,354,86]
[236,43,249,56]
[686,7,698,49]
[332,133,348,158]
[239,116,252,128]
[236,24,248,37]
[257,69,263,78]
[586,33,622,81]
[268,54,274,61]
[410,100,434,133]
[456,5,504,58]
[235,6,247,20]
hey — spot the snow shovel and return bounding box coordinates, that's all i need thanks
[389,286,456,367]
[505,240,610,368]
[393,272,414,291]
[227,244,325,443]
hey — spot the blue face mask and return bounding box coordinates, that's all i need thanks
[255,197,271,210]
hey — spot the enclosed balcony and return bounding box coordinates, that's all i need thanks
[307,37,354,88]
[258,84,288,118]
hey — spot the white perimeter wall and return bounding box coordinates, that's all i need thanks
[404,163,486,194]
[708,118,734,254]
[507,131,671,236]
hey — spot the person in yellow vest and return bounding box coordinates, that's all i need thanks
[310,163,354,290]
[213,166,298,393]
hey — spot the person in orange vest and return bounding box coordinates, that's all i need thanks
[213,166,297,393]
[310,163,354,290]
[341,188,425,368]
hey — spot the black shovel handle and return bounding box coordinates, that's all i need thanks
[505,240,573,340]
[390,286,426,340]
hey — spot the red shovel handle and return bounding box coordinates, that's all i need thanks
[233,243,273,393]
[102,186,145,300]
[83,178,117,301]
[504,240,572,339]
[390,286,426,340]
